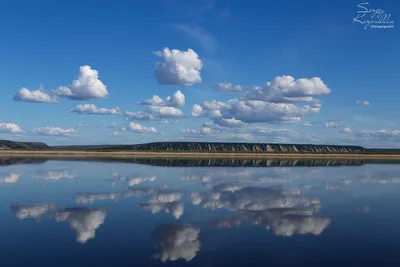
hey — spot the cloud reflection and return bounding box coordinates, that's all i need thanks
[10,204,106,244]
[54,207,107,244]
[1,173,20,184]
[152,224,201,262]
[10,204,56,220]
[34,170,75,180]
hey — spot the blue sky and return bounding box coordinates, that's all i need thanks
[0,0,398,147]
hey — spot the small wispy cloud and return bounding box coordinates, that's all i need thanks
[174,24,216,54]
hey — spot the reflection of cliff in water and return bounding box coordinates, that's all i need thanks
[0,157,48,166]
[122,158,367,167]
[2,157,399,168]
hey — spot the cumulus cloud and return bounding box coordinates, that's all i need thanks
[356,100,370,106]
[138,90,185,107]
[153,48,203,86]
[34,171,75,180]
[0,122,22,133]
[70,104,122,115]
[149,106,184,118]
[214,117,247,128]
[245,76,330,103]
[54,207,107,244]
[192,100,318,124]
[203,121,213,127]
[53,66,109,100]
[214,82,243,92]
[325,122,339,128]
[355,129,400,142]
[0,173,20,184]
[301,122,313,127]
[152,224,201,262]
[32,127,77,137]
[127,122,157,133]
[339,127,352,133]
[109,131,119,137]
[13,87,57,103]
[181,127,213,137]
[10,204,56,220]
[124,111,156,121]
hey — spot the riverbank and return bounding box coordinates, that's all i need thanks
[1,150,400,159]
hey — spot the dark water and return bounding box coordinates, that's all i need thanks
[1,158,400,266]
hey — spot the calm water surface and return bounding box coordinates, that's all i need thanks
[1,158,400,266]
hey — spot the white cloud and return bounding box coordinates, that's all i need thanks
[0,122,22,133]
[166,90,185,107]
[13,87,57,103]
[301,122,313,127]
[127,122,157,133]
[152,224,201,262]
[355,129,400,142]
[53,66,109,100]
[181,127,213,137]
[192,100,318,124]
[214,82,243,92]
[202,121,213,127]
[154,48,203,86]
[124,111,156,121]
[325,122,339,128]
[214,118,247,127]
[32,127,77,137]
[149,106,184,118]
[55,208,107,244]
[339,127,352,133]
[245,76,330,103]
[0,173,20,184]
[356,100,370,106]
[138,90,185,107]
[109,131,119,137]
[138,95,165,106]
[70,104,121,115]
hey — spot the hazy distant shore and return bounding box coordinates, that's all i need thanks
[1,150,400,159]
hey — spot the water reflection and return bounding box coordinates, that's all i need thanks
[10,204,106,244]
[34,170,75,180]
[2,158,400,265]
[10,204,56,220]
[1,173,20,184]
[54,207,107,244]
[152,224,201,262]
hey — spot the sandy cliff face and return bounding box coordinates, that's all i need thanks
[128,142,366,153]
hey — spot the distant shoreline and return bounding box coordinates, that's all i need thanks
[1,150,400,159]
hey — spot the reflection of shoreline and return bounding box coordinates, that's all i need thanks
[2,150,400,160]
[2,156,400,167]
[0,157,48,166]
